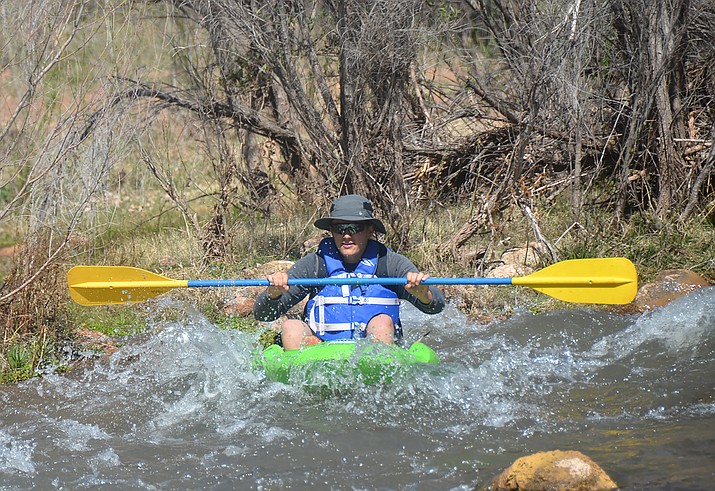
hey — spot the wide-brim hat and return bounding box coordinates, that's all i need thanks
[314,194,386,234]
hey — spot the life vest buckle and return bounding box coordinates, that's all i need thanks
[349,295,365,305]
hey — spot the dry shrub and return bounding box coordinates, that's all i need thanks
[0,237,72,371]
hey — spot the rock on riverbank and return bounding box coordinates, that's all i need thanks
[614,268,711,314]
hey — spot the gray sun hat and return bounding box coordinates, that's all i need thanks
[314,194,386,234]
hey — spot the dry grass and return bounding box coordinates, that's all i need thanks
[0,238,73,381]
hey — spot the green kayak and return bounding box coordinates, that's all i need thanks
[258,340,440,385]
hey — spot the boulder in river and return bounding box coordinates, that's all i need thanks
[615,269,711,314]
[485,449,618,491]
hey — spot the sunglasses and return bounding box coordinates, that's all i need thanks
[330,222,367,235]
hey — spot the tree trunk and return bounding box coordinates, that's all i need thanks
[649,0,690,217]
[571,118,583,221]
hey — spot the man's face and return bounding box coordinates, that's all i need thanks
[330,221,374,264]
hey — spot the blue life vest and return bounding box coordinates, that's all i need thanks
[305,238,401,341]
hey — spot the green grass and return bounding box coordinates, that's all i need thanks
[2,343,33,383]
[69,304,148,338]
[0,335,66,384]
[549,208,715,283]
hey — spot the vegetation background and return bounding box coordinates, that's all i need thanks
[1,0,713,380]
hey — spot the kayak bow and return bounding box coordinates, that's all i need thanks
[258,340,440,385]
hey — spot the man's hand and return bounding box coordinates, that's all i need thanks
[406,271,433,305]
[266,272,289,300]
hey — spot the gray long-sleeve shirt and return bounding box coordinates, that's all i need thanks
[253,244,445,323]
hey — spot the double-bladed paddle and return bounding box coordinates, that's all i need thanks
[67,258,637,306]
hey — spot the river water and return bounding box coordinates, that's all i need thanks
[1,287,714,490]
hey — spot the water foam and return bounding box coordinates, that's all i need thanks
[590,286,715,361]
[0,429,36,474]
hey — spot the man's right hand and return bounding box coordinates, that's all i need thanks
[266,272,290,299]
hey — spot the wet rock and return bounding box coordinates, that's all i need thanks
[614,269,710,314]
[486,450,618,491]
[75,329,118,356]
[222,295,255,317]
[441,284,506,324]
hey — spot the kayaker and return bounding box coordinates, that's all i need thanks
[253,194,445,350]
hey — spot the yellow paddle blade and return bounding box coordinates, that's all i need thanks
[512,257,637,304]
[68,266,188,306]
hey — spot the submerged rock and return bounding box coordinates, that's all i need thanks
[485,450,618,491]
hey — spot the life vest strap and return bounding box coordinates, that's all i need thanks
[309,322,355,333]
[314,296,401,306]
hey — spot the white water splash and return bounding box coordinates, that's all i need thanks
[54,419,110,451]
[589,286,715,361]
[0,429,36,474]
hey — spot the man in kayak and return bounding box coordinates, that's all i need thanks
[253,194,445,350]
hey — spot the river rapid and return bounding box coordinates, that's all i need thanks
[1,287,714,490]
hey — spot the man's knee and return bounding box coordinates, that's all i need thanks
[280,319,319,350]
[366,314,395,344]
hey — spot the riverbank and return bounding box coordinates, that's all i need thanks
[1,202,714,383]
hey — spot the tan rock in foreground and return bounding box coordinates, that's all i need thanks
[487,450,618,491]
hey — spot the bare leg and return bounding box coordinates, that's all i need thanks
[366,314,395,344]
[280,319,320,350]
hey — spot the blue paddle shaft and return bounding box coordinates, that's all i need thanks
[187,277,514,288]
